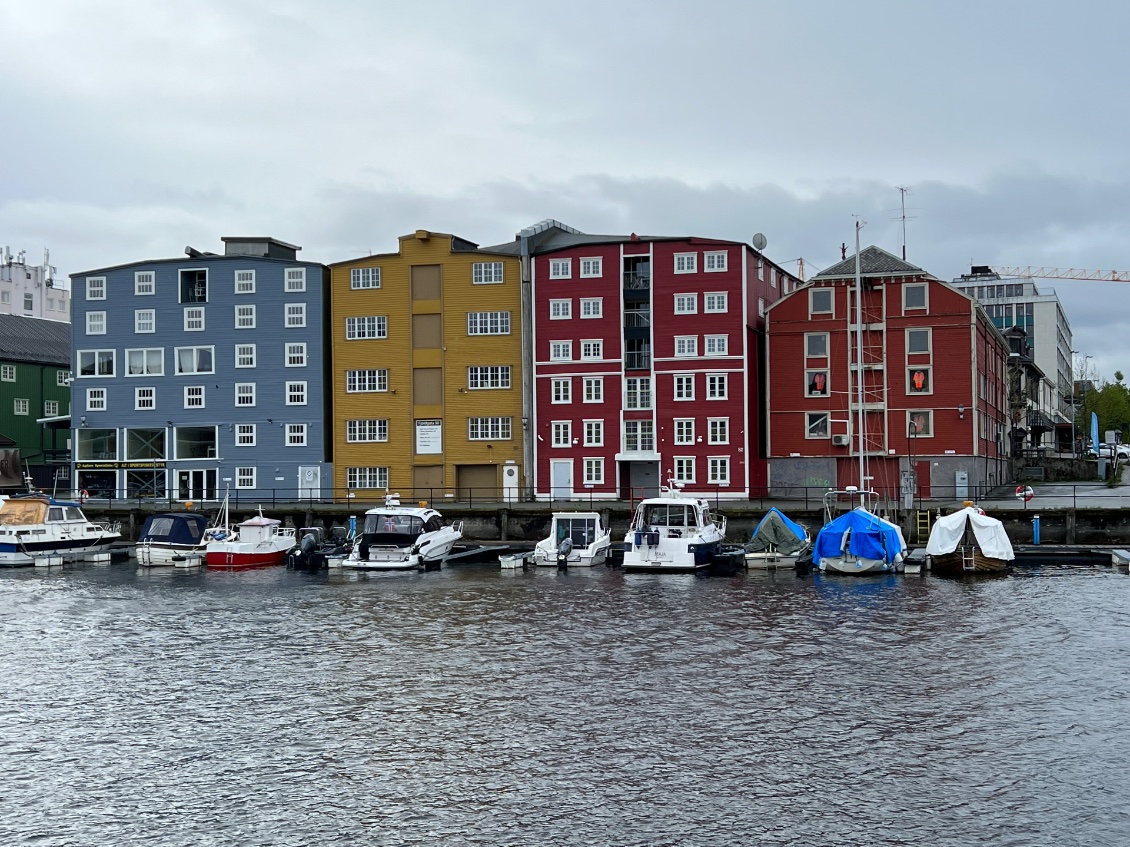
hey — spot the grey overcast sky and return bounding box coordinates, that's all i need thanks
[2,0,1128,379]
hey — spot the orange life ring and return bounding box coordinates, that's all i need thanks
[79,489,90,503]
[1014,485,1034,503]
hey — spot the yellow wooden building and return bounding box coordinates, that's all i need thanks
[329,231,524,501]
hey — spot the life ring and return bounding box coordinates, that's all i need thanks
[1015,485,1034,503]
[79,489,89,503]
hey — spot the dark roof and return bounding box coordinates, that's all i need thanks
[812,245,938,281]
[0,314,70,366]
[327,231,518,267]
[481,219,749,257]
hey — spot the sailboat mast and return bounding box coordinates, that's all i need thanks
[854,221,865,492]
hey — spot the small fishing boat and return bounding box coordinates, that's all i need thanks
[344,494,463,571]
[622,484,727,574]
[136,512,214,567]
[205,498,295,570]
[743,508,810,569]
[0,483,121,567]
[531,511,612,569]
[812,490,907,575]
[925,503,1015,576]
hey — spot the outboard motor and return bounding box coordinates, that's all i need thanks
[556,537,574,570]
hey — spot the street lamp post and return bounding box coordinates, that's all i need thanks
[908,420,918,509]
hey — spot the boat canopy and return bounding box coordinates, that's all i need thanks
[139,513,209,545]
[554,513,603,547]
[813,507,906,566]
[747,508,809,555]
[925,507,1015,561]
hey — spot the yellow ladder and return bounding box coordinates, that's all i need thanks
[915,510,932,543]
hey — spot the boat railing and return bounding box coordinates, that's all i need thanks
[450,520,464,534]
[276,527,297,539]
[92,520,121,535]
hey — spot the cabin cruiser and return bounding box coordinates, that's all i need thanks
[0,489,121,567]
[344,494,463,571]
[205,500,296,570]
[136,512,214,567]
[622,485,726,573]
[531,511,612,568]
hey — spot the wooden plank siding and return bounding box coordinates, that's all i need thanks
[329,231,523,499]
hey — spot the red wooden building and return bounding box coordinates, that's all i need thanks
[766,246,1009,502]
[489,221,798,500]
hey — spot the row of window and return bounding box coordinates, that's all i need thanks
[86,268,309,301]
[546,335,730,362]
[85,304,309,335]
[85,382,310,411]
[77,425,308,458]
[548,374,730,405]
[347,262,506,291]
[78,345,308,378]
[545,417,730,447]
[547,251,730,280]
[0,291,68,312]
[804,327,932,359]
[805,410,935,439]
[808,283,928,318]
[13,399,63,416]
[803,367,939,397]
[1,366,70,384]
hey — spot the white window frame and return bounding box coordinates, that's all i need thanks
[346,419,389,443]
[552,378,572,404]
[134,309,155,334]
[472,262,504,284]
[57,370,71,386]
[235,304,256,329]
[707,373,728,400]
[285,267,307,292]
[708,456,730,485]
[286,381,308,406]
[580,257,602,278]
[810,288,833,316]
[14,398,29,416]
[674,293,697,314]
[550,299,572,320]
[86,311,106,335]
[235,269,256,294]
[581,340,602,361]
[674,374,695,401]
[236,467,256,489]
[85,388,106,411]
[903,283,928,312]
[345,315,387,340]
[77,350,116,378]
[1,364,15,382]
[625,377,652,410]
[286,303,307,328]
[350,267,381,289]
[347,466,389,489]
[907,327,932,355]
[704,335,728,356]
[468,417,512,440]
[467,311,511,335]
[235,424,257,446]
[552,421,572,447]
[286,424,308,446]
[235,344,256,369]
[675,336,698,357]
[708,418,729,445]
[674,253,697,274]
[908,410,934,438]
[135,387,155,411]
[134,271,155,296]
[467,366,511,389]
[44,400,60,416]
[583,419,603,447]
[580,297,603,318]
[806,412,830,439]
[184,386,205,409]
[183,306,205,332]
[673,456,695,483]
[126,348,163,378]
[549,259,571,279]
[583,377,603,403]
[286,343,307,367]
[704,292,728,313]
[758,297,766,317]
[86,276,106,300]
[704,251,727,272]
[235,383,256,407]
[584,457,604,485]
[346,369,388,393]
[805,332,829,358]
[175,346,215,375]
[550,341,572,361]
[674,418,695,445]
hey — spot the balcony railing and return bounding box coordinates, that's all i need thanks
[623,272,651,290]
[623,309,651,328]
[625,352,651,370]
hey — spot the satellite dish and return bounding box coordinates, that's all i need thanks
[752,233,768,251]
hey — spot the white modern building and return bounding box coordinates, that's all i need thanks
[0,248,70,322]
[952,266,1072,449]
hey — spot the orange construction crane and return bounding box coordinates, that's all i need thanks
[993,266,1130,282]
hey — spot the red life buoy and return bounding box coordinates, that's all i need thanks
[79,489,90,503]
[1015,485,1034,503]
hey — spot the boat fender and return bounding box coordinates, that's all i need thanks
[1015,485,1034,503]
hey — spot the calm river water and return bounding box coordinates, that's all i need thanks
[1,561,1128,846]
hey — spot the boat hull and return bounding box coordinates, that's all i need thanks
[205,547,290,570]
[928,548,1009,576]
[0,536,118,567]
[818,555,900,575]
[136,543,208,567]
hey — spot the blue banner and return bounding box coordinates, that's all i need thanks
[1092,412,1100,451]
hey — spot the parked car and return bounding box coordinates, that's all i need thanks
[1088,443,1130,460]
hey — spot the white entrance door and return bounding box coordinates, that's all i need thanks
[550,459,573,500]
[177,469,217,501]
[298,466,321,500]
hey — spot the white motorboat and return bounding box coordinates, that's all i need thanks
[532,511,612,569]
[622,485,726,573]
[205,497,296,570]
[135,511,216,567]
[0,485,121,567]
[344,494,463,571]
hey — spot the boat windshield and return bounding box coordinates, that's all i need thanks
[363,513,425,536]
[642,504,695,529]
[556,517,597,546]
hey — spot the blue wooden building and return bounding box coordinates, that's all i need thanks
[68,237,331,502]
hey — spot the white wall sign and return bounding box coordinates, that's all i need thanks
[416,419,443,454]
